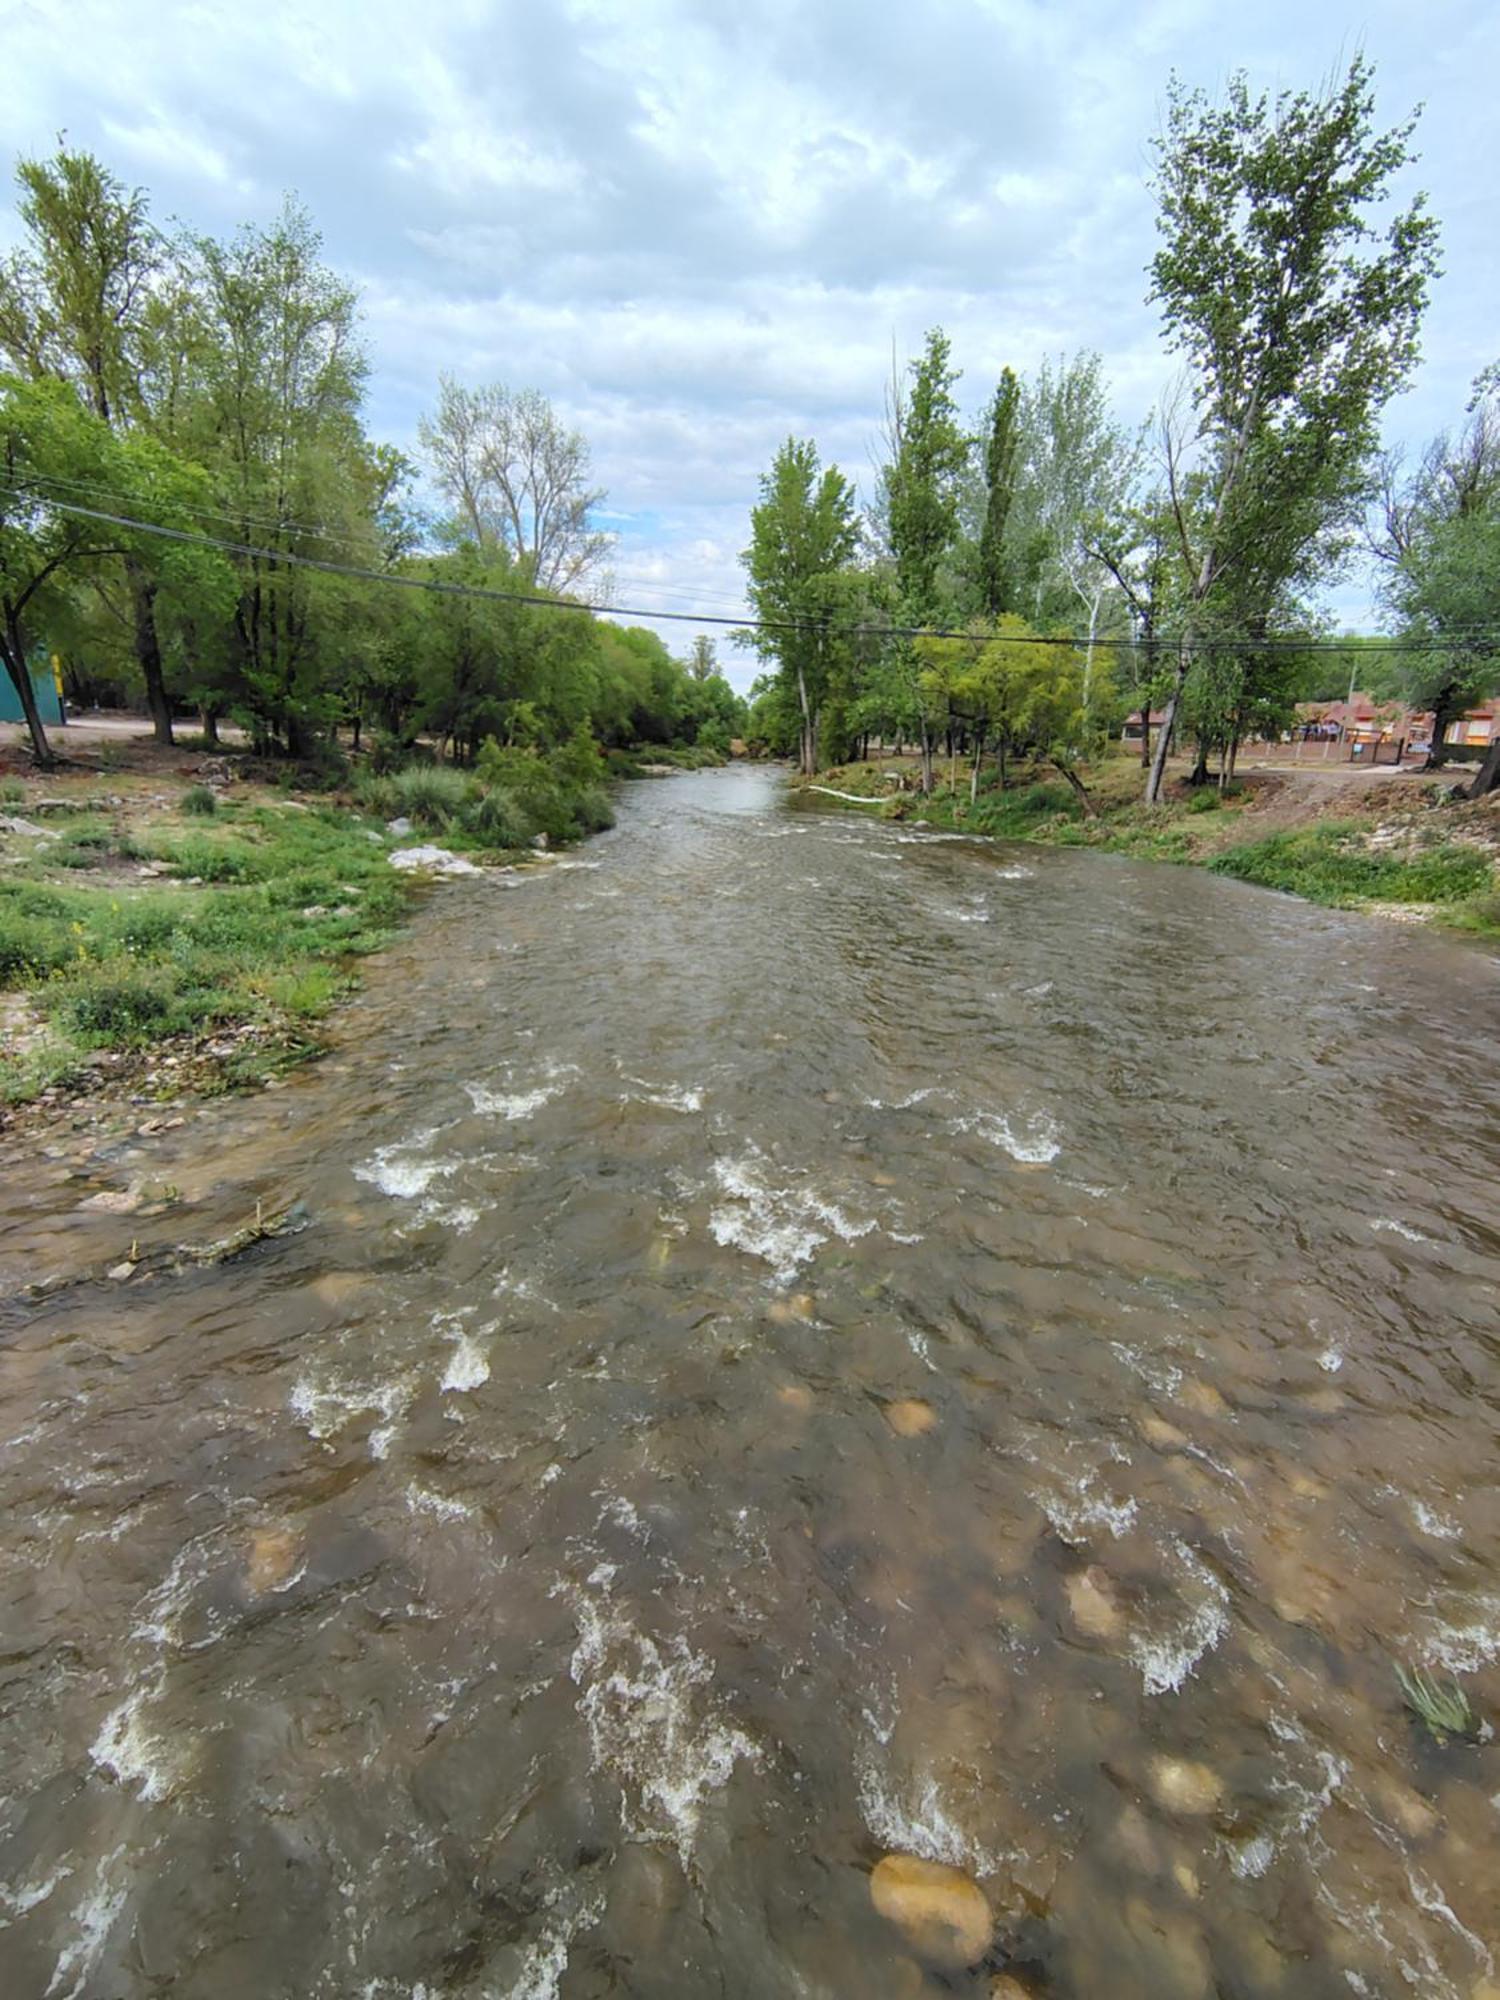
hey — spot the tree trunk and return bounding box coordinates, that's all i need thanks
[1,627,55,765]
[1425,695,1456,770]
[795,664,816,777]
[1468,735,1500,799]
[200,708,220,747]
[1138,707,1151,769]
[1051,758,1097,817]
[1145,652,1187,804]
[918,719,933,795]
[127,559,174,746]
[969,730,984,807]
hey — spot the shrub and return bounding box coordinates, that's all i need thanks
[160,836,261,882]
[368,732,406,776]
[58,967,186,1042]
[183,784,218,816]
[388,763,472,828]
[572,787,616,835]
[1187,787,1221,813]
[463,787,534,849]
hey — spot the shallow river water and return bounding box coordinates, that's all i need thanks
[3,763,1500,1999]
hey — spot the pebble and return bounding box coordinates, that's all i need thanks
[869,1854,993,1970]
[80,1188,141,1213]
[990,1979,1035,2000]
[1066,1565,1124,1640]
[886,1398,937,1437]
[246,1526,301,1594]
[1139,1412,1188,1450]
[1148,1757,1223,1816]
[107,1261,136,1282]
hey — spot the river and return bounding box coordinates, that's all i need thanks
[2,762,1499,1998]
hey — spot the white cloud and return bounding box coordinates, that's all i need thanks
[4,0,1496,668]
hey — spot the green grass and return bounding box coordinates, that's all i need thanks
[0,800,411,1106]
[1208,824,1495,912]
[1395,1663,1483,1744]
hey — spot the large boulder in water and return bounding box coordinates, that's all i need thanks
[869,1853,993,1969]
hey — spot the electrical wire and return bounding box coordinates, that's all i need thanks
[1,475,1492,654]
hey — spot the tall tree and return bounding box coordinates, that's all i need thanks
[419,375,611,593]
[742,438,859,776]
[1143,56,1439,801]
[975,368,1022,618]
[1374,374,1500,785]
[0,146,184,742]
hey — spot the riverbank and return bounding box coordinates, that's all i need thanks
[0,731,681,1126]
[799,753,1500,936]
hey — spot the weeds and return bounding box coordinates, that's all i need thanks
[1209,824,1494,909]
[182,784,218,816]
[1395,1664,1484,1744]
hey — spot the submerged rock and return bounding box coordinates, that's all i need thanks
[246,1526,301,1594]
[869,1853,993,1969]
[885,1398,937,1437]
[1148,1757,1223,1817]
[1066,1566,1124,1641]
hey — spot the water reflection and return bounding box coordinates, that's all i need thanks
[1,764,1498,1997]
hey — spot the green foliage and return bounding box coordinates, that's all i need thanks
[1208,825,1494,906]
[0,799,412,1102]
[461,787,532,849]
[387,763,473,829]
[743,437,860,774]
[182,783,218,816]
[1395,1664,1482,1744]
[1187,786,1221,813]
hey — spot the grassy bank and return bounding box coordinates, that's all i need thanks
[0,789,415,1108]
[0,730,687,1115]
[804,754,1500,936]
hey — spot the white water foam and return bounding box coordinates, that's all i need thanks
[569,1592,758,1864]
[1422,1593,1500,1674]
[1371,1218,1432,1244]
[290,1372,413,1459]
[507,1887,608,2000]
[45,1854,128,2000]
[90,1685,177,1802]
[354,1129,452,1199]
[1410,1500,1460,1541]
[1036,1469,1138,1544]
[709,1151,876,1282]
[1130,1539,1230,1696]
[437,1310,492,1393]
[855,1757,1000,1876]
[405,1483,477,1524]
[949,1108,1061,1164]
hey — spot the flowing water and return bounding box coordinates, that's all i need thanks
[3,763,1499,1999]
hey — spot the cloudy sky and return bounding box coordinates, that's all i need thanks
[5,0,1495,687]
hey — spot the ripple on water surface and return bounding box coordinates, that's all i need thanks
[2,763,1499,1999]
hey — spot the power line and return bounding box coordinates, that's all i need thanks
[3,476,1495,654]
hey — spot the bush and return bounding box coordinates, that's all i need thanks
[572,786,616,835]
[0,903,73,981]
[1187,787,1221,813]
[388,763,472,829]
[183,784,218,816]
[58,967,188,1042]
[462,787,534,849]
